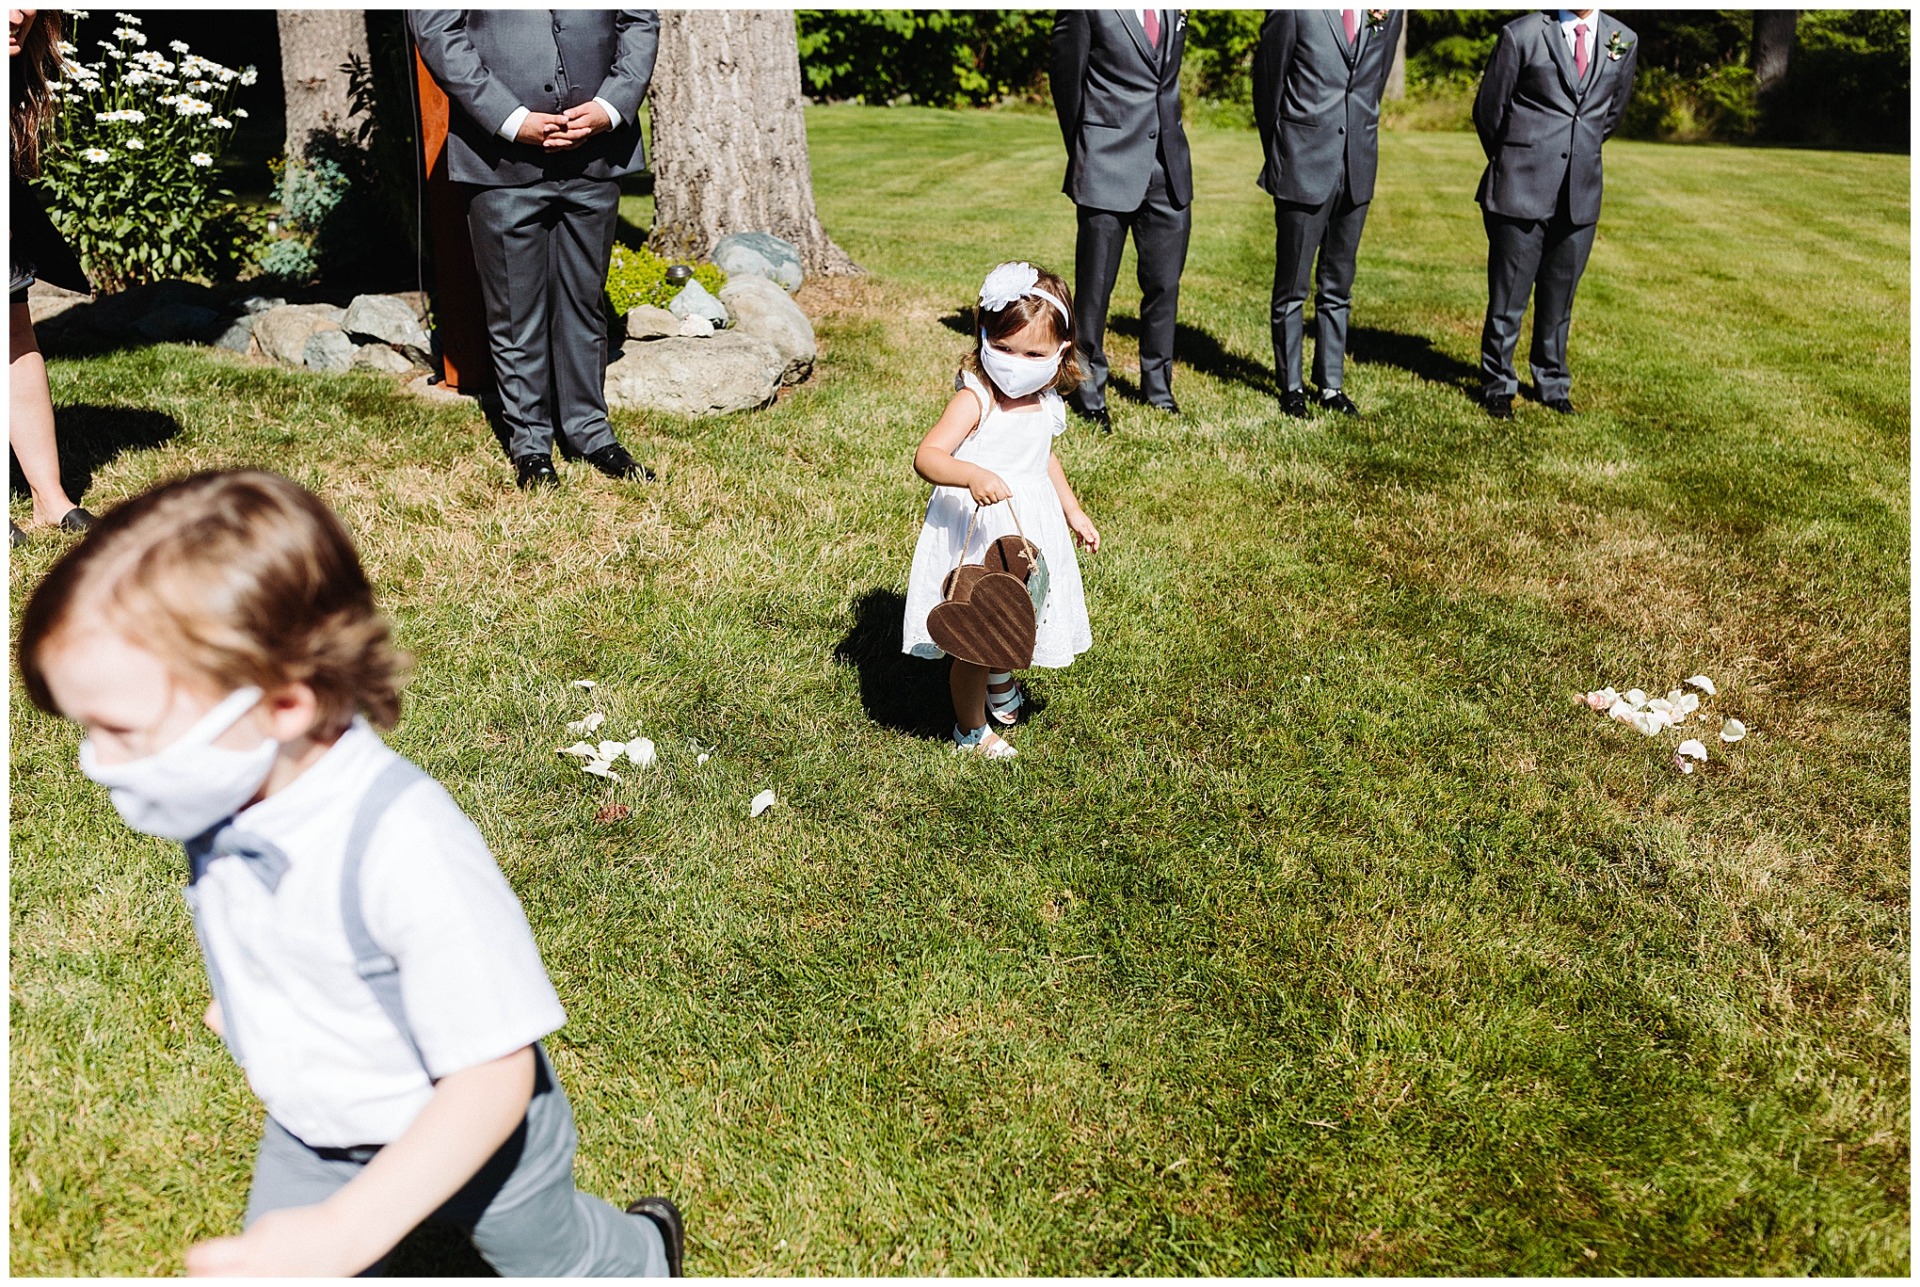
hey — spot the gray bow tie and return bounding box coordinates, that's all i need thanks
[185,822,290,893]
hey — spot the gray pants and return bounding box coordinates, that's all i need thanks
[467,176,622,461]
[246,1055,666,1277]
[1271,191,1371,394]
[1071,158,1192,411]
[1480,209,1598,401]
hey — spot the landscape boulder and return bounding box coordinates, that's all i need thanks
[254,303,346,367]
[667,278,728,327]
[712,231,804,293]
[343,293,431,357]
[303,328,356,373]
[624,304,678,340]
[350,342,419,374]
[134,302,222,344]
[720,276,815,385]
[604,331,782,416]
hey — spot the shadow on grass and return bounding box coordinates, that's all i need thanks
[1347,325,1481,395]
[832,587,952,739]
[1111,316,1275,395]
[10,405,182,506]
[383,1224,496,1278]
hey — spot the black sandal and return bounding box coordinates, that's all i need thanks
[58,507,98,533]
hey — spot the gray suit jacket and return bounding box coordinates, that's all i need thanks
[1472,11,1637,224]
[410,9,658,187]
[1253,9,1404,206]
[1051,9,1193,212]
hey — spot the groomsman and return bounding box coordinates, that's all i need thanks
[1051,9,1192,431]
[1473,9,1638,418]
[1254,8,1405,418]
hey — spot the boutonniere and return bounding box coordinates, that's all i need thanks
[1175,12,1186,32]
[1605,31,1632,61]
[1364,10,1389,34]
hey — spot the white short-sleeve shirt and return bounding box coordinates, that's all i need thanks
[186,720,565,1147]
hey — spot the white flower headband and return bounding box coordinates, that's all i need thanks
[978,261,1069,325]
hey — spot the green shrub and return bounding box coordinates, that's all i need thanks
[604,243,726,315]
[36,12,261,290]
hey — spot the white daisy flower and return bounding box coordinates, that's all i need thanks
[123,136,143,150]
[175,97,212,116]
[231,107,248,118]
[114,11,141,24]
[112,26,146,46]
[170,40,190,54]
[82,147,111,163]
[189,151,212,166]
[210,116,231,129]
[239,65,258,86]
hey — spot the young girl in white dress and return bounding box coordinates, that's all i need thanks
[902,262,1101,759]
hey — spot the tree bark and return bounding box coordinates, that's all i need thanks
[1751,9,1797,97]
[1384,19,1408,101]
[277,9,370,162]
[648,9,860,276]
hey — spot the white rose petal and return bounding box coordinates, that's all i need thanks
[1584,687,1619,711]
[593,740,627,762]
[570,679,597,689]
[582,759,621,781]
[1676,739,1708,762]
[565,711,605,736]
[1673,753,1694,775]
[1623,689,1648,709]
[749,789,776,818]
[1685,675,1717,696]
[1647,697,1675,715]
[1607,699,1636,723]
[1720,718,1747,743]
[624,738,657,767]
[1670,691,1700,718]
[557,742,596,758]
[697,753,710,765]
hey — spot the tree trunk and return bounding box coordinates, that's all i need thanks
[277,9,370,161]
[648,9,860,276]
[1384,20,1408,101]
[1751,9,1797,97]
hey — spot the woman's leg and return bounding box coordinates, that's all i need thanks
[9,301,80,525]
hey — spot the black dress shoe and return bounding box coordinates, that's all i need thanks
[1318,390,1360,416]
[58,507,99,533]
[1483,393,1514,420]
[1545,396,1576,414]
[1070,402,1112,434]
[514,453,559,490]
[585,442,656,482]
[627,1197,684,1276]
[1148,397,1181,416]
[1279,389,1310,418]
[10,521,25,548]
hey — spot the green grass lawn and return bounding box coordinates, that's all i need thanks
[10,108,1909,1276]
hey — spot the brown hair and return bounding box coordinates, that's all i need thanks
[11,9,66,179]
[961,264,1085,400]
[17,470,409,736]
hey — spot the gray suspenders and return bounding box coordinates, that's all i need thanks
[183,759,431,1075]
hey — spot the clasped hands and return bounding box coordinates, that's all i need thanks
[515,101,612,151]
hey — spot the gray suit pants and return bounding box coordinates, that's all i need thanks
[467,177,622,461]
[244,1053,667,1277]
[1480,209,1598,401]
[1071,158,1191,411]
[1270,191,1371,394]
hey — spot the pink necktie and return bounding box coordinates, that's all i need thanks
[1343,9,1357,44]
[1574,22,1590,78]
[1144,9,1160,50]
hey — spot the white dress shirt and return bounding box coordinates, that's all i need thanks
[188,720,566,1147]
[497,98,623,143]
[1557,10,1601,71]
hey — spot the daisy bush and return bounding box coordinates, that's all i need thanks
[36,11,260,290]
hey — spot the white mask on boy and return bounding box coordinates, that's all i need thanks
[978,330,1068,400]
[78,686,279,841]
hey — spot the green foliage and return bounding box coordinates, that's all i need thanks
[796,9,1053,107]
[604,242,726,315]
[35,12,262,290]
[1772,10,1911,148]
[1179,9,1264,129]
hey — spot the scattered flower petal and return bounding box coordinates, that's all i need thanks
[1669,690,1700,718]
[1685,675,1717,696]
[697,752,709,765]
[749,789,776,818]
[570,679,597,690]
[1607,699,1636,723]
[596,740,627,762]
[625,738,657,767]
[582,759,621,781]
[557,741,596,758]
[565,711,605,735]
[1677,739,1708,762]
[1673,753,1694,775]
[1623,689,1648,709]
[1720,718,1747,743]
[1584,687,1619,711]
[1647,697,1675,715]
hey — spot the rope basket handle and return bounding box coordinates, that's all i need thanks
[952,498,1038,574]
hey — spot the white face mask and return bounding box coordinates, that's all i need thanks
[78,687,278,841]
[979,330,1067,400]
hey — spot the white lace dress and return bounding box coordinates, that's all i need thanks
[901,370,1093,669]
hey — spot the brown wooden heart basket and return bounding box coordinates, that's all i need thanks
[926,501,1051,670]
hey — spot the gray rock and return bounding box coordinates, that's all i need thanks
[134,302,221,343]
[720,276,815,386]
[624,304,679,341]
[303,328,356,373]
[254,303,346,367]
[350,342,420,374]
[343,293,431,353]
[604,331,782,416]
[27,281,90,327]
[210,314,257,353]
[235,294,287,315]
[666,278,728,327]
[712,231,804,293]
[677,316,715,338]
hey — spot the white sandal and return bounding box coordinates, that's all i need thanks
[953,723,1017,760]
[986,672,1025,726]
